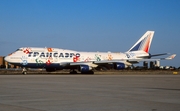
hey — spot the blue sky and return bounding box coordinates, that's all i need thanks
[0,0,180,67]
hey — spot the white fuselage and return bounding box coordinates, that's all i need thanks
[5,47,150,69]
[6,48,123,63]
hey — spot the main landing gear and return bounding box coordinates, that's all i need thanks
[69,69,78,74]
[69,69,94,74]
[81,70,94,74]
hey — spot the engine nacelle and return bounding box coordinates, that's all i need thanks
[78,65,92,72]
[113,63,126,70]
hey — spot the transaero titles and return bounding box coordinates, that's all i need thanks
[28,52,80,58]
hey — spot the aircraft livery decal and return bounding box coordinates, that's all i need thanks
[108,54,113,60]
[28,52,81,58]
[21,56,28,65]
[23,48,31,54]
[73,54,80,62]
[84,57,91,62]
[47,48,53,52]
[46,59,52,65]
[35,58,44,66]
[95,54,101,61]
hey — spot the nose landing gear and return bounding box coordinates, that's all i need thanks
[22,68,27,75]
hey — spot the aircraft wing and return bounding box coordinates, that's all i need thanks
[150,53,170,57]
[94,60,123,64]
[61,60,132,70]
[60,62,92,67]
[70,62,92,66]
[59,54,176,71]
[62,54,176,64]
[93,60,131,65]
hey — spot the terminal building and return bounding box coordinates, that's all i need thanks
[0,56,18,68]
[0,56,6,68]
[143,61,160,69]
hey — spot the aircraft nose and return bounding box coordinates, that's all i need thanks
[4,56,10,62]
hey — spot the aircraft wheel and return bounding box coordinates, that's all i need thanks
[81,71,94,74]
[70,71,77,74]
[89,71,94,74]
[22,67,27,75]
[22,71,27,75]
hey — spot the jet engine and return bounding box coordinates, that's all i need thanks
[78,65,93,74]
[113,63,126,70]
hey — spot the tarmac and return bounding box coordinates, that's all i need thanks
[0,69,179,75]
[0,74,180,111]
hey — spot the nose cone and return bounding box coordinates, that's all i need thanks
[4,56,10,62]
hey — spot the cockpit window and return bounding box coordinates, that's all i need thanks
[16,49,23,51]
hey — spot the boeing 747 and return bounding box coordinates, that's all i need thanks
[4,31,176,74]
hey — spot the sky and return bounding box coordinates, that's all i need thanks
[0,0,180,67]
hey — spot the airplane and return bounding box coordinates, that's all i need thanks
[4,31,176,74]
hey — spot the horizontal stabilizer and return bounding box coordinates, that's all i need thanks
[164,54,176,60]
[137,53,169,58]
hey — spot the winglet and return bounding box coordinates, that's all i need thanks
[164,54,176,60]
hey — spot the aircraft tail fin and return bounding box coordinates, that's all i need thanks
[128,31,154,53]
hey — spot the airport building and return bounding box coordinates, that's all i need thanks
[0,56,5,68]
[0,56,17,68]
[143,61,160,69]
